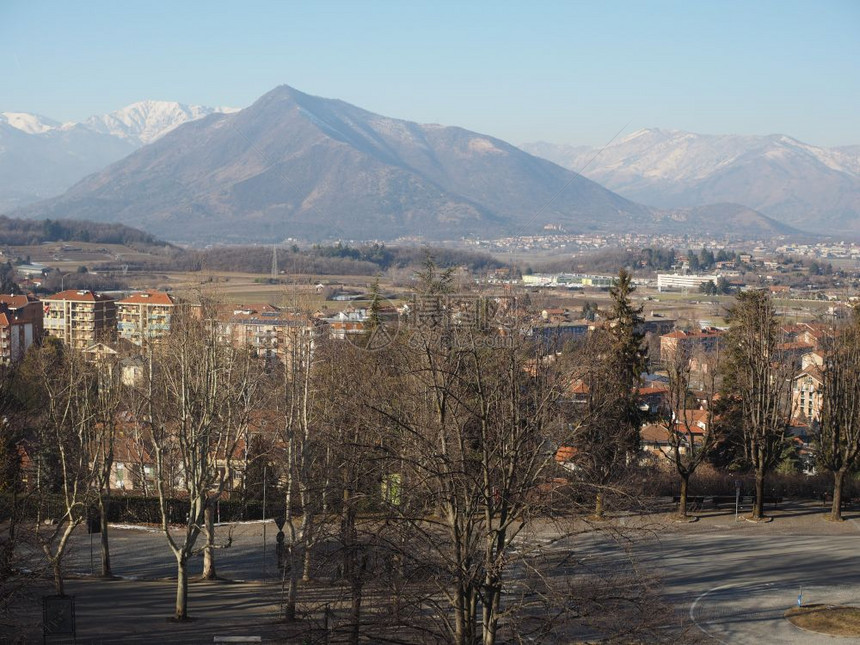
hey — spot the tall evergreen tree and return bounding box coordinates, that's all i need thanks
[606,269,646,389]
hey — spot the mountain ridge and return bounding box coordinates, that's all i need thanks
[15,85,657,242]
[521,129,860,234]
[12,86,798,243]
[0,101,238,212]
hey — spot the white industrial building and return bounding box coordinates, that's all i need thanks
[657,273,721,292]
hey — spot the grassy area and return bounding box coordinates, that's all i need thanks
[785,604,860,636]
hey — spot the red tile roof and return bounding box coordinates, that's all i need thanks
[117,290,176,306]
[44,289,114,303]
[0,294,38,308]
[793,366,823,383]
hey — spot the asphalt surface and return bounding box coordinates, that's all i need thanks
[11,500,860,643]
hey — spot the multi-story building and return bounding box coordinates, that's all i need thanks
[791,352,826,422]
[116,290,176,345]
[217,304,322,363]
[657,273,721,292]
[792,367,823,422]
[42,289,116,350]
[0,294,43,363]
[660,328,724,364]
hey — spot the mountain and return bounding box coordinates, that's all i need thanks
[0,121,137,213]
[13,86,654,242]
[81,100,240,145]
[0,112,61,134]
[521,129,860,235]
[14,87,795,243]
[0,102,237,212]
[651,203,797,237]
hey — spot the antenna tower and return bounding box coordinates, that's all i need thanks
[271,244,278,282]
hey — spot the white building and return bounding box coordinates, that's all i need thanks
[657,273,721,293]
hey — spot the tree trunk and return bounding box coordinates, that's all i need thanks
[482,582,501,645]
[453,584,467,645]
[752,472,765,520]
[468,587,477,645]
[0,494,14,578]
[594,490,605,519]
[678,474,689,517]
[831,469,846,521]
[349,569,363,645]
[202,504,216,580]
[341,488,355,581]
[52,557,64,596]
[284,553,298,621]
[283,481,299,621]
[175,555,189,620]
[301,512,313,582]
[99,493,112,577]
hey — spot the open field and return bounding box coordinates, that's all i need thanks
[0,239,846,328]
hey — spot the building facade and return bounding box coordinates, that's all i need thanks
[0,294,43,363]
[116,290,176,345]
[42,289,116,350]
[657,273,721,292]
[217,304,322,363]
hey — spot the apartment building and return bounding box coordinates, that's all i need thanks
[42,289,116,350]
[660,328,724,364]
[217,304,322,363]
[791,352,826,422]
[0,294,43,363]
[116,290,176,345]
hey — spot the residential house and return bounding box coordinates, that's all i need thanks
[81,340,145,386]
[541,308,569,323]
[326,308,369,340]
[110,430,156,492]
[640,409,709,465]
[781,323,827,350]
[792,365,823,422]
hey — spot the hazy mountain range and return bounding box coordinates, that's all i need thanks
[11,86,797,243]
[522,129,860,235]
[0,101,237,211]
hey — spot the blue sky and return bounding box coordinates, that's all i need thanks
[1,0,858,146]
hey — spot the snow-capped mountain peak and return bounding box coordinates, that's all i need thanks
[0,111,61,134]
[1,101,239,144]
[521,128,860,235]
[83,100,240,144]
[0,99,242,213]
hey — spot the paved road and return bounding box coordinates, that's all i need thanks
[534,501,860,644]
[16,500,860,643]
[60,520,284,582]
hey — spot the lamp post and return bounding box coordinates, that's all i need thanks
[262,464,267,578]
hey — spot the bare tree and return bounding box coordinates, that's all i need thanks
[145,303,258,619]
[660,345,721,517]
[276,329,312,621]
[815,312,860,520]
[363,311,568,645]
[19,341,101,595]
[88,354,126,577]
[723,290,792,520]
